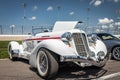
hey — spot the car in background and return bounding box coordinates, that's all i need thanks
[88,33,120,60]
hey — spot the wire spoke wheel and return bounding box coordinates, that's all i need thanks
[37,48,59,79]
[39,51,48,75]
[112,47,120,60]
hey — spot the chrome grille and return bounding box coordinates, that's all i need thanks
[73,33,89,57]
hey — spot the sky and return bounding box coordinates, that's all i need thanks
[0,0,120,34]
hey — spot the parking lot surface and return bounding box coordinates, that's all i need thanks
[0,59,120,80]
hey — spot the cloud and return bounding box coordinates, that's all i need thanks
[109,23,114,28]
[115,22,120,26]
[96,29,100,32]
[29,16,36,20]
[114,0,120,3]
[96,29,104,32]
[98,18,114,24]
[69,12,74,15]
[101,25,108,28]
[47,6,53,11]
[32,5,38,11]
[90,0,102,6]
[94,0,102,6]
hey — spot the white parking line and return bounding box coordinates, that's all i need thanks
[93,72,120,80]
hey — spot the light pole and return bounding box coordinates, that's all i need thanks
[10,25,15,34]
[22,3,27,34]
[23,3,27,20]
[22,26,23,35]
[114,9,120,34]
[0,25,3,34]
[57,6,61,20]
[85,8,90,32]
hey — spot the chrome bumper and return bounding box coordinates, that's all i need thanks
[60,54,109,67]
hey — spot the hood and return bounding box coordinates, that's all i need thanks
[104,39,120,48]
[52,21,82,32]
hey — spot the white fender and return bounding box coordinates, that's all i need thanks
[89,40,107,61]
[8,41,20,50]
[89,40,107,55]
[95,40,107,54]
[8,41,20,59]
[30,39,76,68]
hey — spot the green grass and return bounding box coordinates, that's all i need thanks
[0,41,10,59]
[0,41,21,59]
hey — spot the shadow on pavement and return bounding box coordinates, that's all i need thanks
[51,63,107,80]
[19,58,29,64]
[18,59,107,80]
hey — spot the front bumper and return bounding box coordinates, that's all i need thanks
[60,54,109,67]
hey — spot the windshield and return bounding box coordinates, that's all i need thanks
[32,28,51,35]
[97,33,119,40]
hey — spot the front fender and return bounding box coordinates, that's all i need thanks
[29,39,76,68]
[38,39,76,56]
[89,40,108,60]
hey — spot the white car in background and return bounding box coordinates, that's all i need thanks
[8,21,109,79]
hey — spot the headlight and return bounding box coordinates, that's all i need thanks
[97,51,105,57]
[13,49,19,54]
[61,32,72,41]
[89,51,95,57]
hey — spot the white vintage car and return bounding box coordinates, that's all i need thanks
[8,21,109,79]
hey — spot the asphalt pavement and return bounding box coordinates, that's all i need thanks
[0,59,120,80]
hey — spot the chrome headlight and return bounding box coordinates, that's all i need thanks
[89,51,95,57]
[61,32,72,41]
[97,51,105,57]
[13,49,19,54]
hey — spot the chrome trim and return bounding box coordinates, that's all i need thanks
[73,33,89,57]
[60,55,109,67]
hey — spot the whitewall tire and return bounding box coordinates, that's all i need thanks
[36,48,59,79]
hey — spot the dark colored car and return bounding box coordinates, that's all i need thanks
[88,33,120,60]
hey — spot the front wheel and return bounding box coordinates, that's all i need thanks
[112,47,120,60]
[36,48,59,79]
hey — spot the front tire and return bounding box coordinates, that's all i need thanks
[112,46,120,60]
[36,48,59,79]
